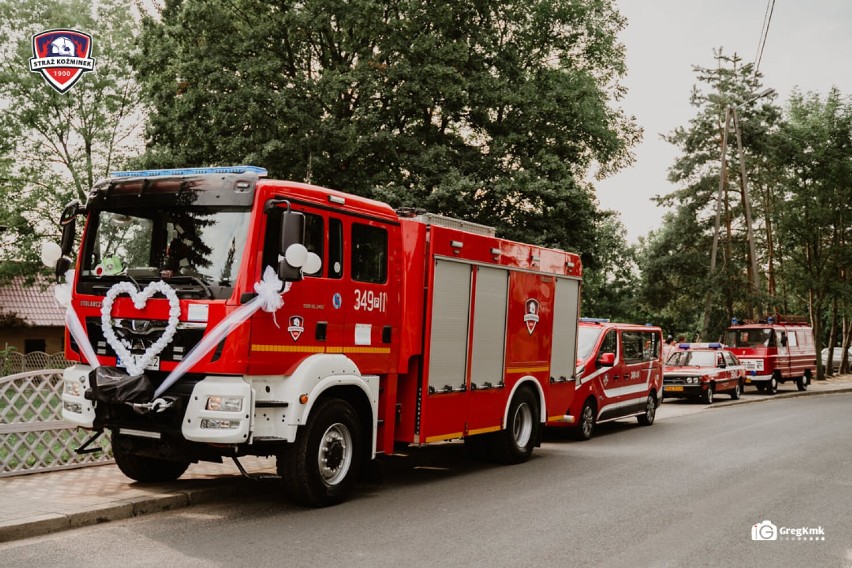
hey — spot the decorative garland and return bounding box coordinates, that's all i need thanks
[101,280,180,376]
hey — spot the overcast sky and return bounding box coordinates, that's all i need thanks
[598,0,852,243]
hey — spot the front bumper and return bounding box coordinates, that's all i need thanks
[662,383,706,398]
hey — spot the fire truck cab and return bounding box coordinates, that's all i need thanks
[724,316,816,393]
[555,319,663,440]
[56,166,582,506]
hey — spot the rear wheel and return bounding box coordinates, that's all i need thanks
[280,398,362,507]
[112,434,190,482]
[730,381,742,400]
[796,371,810,392]
[490,387,540,464]
[637,393,657,425]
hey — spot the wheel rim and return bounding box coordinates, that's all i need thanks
[645,396,655,420]
[513,402,533,448]
[582,405,594,437]
[707,387,713,403]
[318,422,353,486]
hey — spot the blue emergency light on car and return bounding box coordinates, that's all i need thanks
[580,318,610,323]
[109,166,268,178]
[731,317,739,325]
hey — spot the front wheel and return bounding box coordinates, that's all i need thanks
[767,375,778,395]
[573,399,596,441]
[112,434,190,482]
[637,394,657,425]
[490,387,540,464]
[702,384,715,404]
[280,398,362,507]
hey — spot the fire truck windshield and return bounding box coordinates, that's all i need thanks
[79,206,251,299]
[724,328,774,348]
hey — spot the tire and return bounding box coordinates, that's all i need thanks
[280,398,362,507]
[490,387,540,464]
[767,375,778,395]
[702,384,715,405]
[797,371,811,392]
[730,381,741,400]
[573,399,596,441]
[637,393,657,426]
[112,434,190,482]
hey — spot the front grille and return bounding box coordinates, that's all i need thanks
[70,318,205,363]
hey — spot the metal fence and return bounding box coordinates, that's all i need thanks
[0,369,112,478]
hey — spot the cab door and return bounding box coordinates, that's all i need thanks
[248,206,347,374]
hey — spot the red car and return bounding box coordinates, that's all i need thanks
[663,343,746,404]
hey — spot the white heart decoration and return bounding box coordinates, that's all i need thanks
[101,281,181,376]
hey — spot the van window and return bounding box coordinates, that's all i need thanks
[622,330,660,363]
[598,330,617,359]
[787,331,798,347]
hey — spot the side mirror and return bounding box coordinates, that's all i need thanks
[59,200,81,255]
[597,352,615,367]
[278,210,305,282]
[55,256,72,279]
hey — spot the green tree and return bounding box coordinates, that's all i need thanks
[773,88,852,379]
[581,213,642,322]
[0,0,142,281]
[135,0,639,258]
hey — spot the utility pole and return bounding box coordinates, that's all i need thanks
[702,88,774,337]
[731,106,761,302]
[702,108,731,338]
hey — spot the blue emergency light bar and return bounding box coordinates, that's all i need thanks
[679,342,723,350]
[580,318,610,323]
[109,166,268,178]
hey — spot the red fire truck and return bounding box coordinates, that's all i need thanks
[723,316,816,393]
[56,166,582,506]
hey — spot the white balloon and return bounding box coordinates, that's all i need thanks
[41,242,62,267]
[302,252,322,275]
[284,243,308,268]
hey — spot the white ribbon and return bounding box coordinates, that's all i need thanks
[153,267,289,398]
[55,270,100,368]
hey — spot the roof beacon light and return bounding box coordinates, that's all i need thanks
[580,318,610,323]
[767,316,775,324]
[109,165,268,178]
[731,317,739,325]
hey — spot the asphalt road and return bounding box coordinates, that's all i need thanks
[2,393,851,568]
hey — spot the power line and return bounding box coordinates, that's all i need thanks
[754,0,776,76]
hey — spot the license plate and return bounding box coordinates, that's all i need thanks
[116,355,160,371]
[665,386,684,392]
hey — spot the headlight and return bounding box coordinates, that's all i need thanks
[206,396,243,412]
[64,401,82,413]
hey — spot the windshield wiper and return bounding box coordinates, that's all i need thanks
[168,275,215,299]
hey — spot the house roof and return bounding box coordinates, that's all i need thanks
[0,276,65,327]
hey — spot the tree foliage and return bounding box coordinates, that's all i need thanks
[0,0,142,282]
[136,0,640,259]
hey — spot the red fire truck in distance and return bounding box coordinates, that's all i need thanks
[552,318,663,440]
[57,166,582,506]
[723,316,816,394]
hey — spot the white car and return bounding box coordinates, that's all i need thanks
[821,347,851,372]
